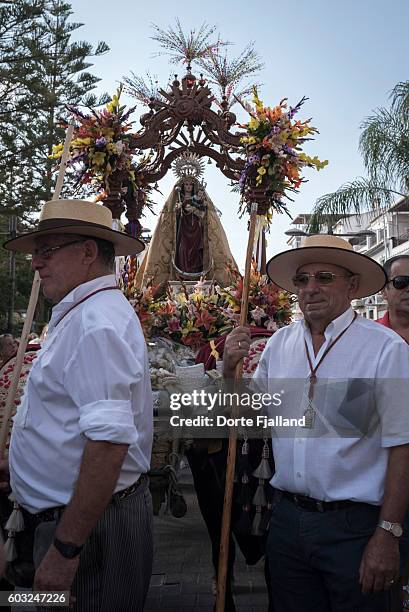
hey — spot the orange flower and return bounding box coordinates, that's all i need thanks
[195,310,217,330]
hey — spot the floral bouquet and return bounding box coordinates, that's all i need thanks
[238,87,328,217]
[218,264,294,331]
[131,282,231,350]
[51,87,138,195]
[131,267,293,350]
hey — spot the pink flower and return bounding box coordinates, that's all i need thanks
[166,317,181,333]
[266,320,278,331]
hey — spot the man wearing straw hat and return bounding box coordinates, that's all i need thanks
[0,199,153,610]
[224,235,409,611]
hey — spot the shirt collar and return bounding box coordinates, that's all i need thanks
[377,311,391,328]
[48,275,117,332]
[302,306,355,342]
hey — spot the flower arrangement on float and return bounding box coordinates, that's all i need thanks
[51,87,139,194]
[131,265,293,350]
[238,87,328,218]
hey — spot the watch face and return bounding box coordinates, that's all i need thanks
[392,524,403,537]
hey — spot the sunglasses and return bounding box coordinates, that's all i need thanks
[292,271,351,288]
[33,240,85,260]
[388,276,409,290]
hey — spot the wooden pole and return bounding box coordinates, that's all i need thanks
[215,202,259,612]
[0,124,74,458]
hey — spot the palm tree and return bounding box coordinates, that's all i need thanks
[308,81,409,231]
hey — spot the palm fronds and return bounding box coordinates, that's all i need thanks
[199,42,263,107]
[359,106,409,191]
[150,20,227,66]
[123,71,164,106]
[308,178,405,232]
[310,80,409,230]
[390,80,409,114]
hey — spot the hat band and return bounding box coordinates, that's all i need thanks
[37,218,111,232]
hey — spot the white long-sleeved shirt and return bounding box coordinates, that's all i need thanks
[253,307,409,505]
[10,275,153,513]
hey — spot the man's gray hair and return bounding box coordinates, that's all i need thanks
[75,235,115,269]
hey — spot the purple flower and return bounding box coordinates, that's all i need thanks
[95,137,107,147]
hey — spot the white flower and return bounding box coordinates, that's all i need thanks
[266,319,278,331]
[251,306,266,325]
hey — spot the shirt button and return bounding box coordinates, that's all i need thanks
[298,439,303,444]
[296,472,302,478]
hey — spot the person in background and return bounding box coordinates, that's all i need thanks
[379,254,409,611]
[0,335,18,369]
[379,255,409,344]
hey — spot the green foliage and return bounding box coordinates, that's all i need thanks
[0,0,110,220]
[0,0,110,329]
[309,81,409,230]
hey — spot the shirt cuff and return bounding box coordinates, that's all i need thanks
[381,436,409,448]
[79,400,138,445]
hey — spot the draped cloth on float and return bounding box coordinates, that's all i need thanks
[135,179,239,288]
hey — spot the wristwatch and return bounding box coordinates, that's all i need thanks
[53,537,83,559]
[377,520,403,538]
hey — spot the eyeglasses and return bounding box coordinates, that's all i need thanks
[388,276,409,290]
[292,271,351,287]
[33,240,85,260]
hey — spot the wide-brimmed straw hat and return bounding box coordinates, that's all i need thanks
[266,234,387,298]
[3,199,144,256]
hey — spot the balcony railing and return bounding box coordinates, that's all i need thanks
[390,229,409,247]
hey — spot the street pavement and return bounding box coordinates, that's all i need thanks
[145,465,269,612]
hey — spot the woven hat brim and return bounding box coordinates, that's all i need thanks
[3,223,145,256]
[266,246,387,299]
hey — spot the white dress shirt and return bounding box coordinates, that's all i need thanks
[253,307,409,505]
[10,275,153,513]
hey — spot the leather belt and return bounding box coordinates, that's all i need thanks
[282,491,358,513]
[112,473,148,501]
[22,474,148,526]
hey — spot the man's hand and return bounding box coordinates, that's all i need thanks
[34,544,79,594]
[223,326,251,378]
[0,459,10,493]
[359,529,400,593]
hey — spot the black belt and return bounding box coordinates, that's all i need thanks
[22,474,148,526]
[282,491,359,513]
[112,473,147,501]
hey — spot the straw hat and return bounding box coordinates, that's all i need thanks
[266,234,387,298]
[3,199,144,256]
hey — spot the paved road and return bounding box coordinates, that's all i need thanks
[146,466,269,612]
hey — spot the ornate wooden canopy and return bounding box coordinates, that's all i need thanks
[103,67,245,217]
[131,68,245,183]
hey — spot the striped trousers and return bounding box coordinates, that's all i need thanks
[33,478,153,611]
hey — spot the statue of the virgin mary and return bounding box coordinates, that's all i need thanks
[135,154,238,288]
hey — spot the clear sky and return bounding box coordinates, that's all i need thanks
[69,0,408,270]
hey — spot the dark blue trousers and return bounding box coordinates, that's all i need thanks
[267,495,409,612]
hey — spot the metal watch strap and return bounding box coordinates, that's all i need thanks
[53,537,83,558]
[377,520,403,538]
